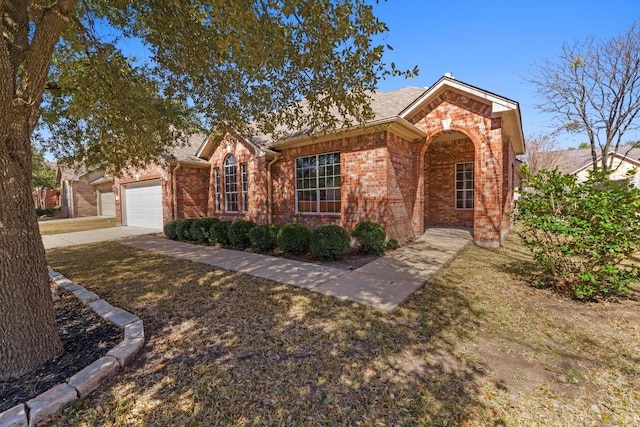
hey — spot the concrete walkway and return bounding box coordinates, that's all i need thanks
[43,226,159,249]
[120,227,472,312]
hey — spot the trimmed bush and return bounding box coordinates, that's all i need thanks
[190,218,220,243]
[386,238,399,250]
[210,220,232,246]
[163,220,179,240]
[248,224,280,253]
[175,219,194,241]
[277,223,312,255]
[310,224,350,260]
[352,220,386,255]
[228,220,256,250]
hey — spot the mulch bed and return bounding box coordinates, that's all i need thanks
[0,285,122,413]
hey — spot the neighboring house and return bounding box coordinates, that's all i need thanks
[116,75,525,247]
[33,161,60,209]
[56,166,115,217]
[538,146,640,187]
[113,135,211,230]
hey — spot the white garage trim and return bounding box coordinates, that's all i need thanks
[122,180,163,230]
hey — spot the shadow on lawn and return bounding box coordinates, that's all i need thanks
[46,242,500,426]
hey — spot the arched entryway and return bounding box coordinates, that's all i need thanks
[423,132,476,232]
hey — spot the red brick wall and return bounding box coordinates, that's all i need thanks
[272,132,390,233]
[72,174,98,217]
[411,90,506,246]
[175,166,209,219]
[424,138,475,228]
[501,137,519,239]
[385,134,418,241]
[206,134,269,223]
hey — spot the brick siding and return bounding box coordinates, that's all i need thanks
[120,88,518,247]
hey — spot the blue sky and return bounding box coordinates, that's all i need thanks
[372,0,640,149]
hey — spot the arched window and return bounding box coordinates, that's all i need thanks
[224,155,238,212]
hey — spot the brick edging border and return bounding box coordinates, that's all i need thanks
[0,269,145,427]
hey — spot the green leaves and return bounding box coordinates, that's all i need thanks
[34,0,416,172]
[31,146,55,190]
[517,169,640,299]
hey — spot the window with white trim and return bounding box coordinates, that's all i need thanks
[224,155,238,212]
[214,167,221,211]
[295,152,341,214]
[455,162,474,209]
[241,162,248,212]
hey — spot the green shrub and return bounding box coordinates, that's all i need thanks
[190,218,220,243]
[175,219,194,241]
[517,169,640,299]
[310,224,350,260]
[386,239,399,250]
[248,224,280,253]
[210,220,232,246]
[352,220,386,255]
[277,223,312,255]
[164,220,179,240]
[228,220,256,250]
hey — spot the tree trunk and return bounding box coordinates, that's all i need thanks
[0,133,63,380]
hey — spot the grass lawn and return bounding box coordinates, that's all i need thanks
[45,235,640,426]
[38,217,116,235]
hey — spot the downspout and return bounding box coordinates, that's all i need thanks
[266,153,281,224]
[172,162,182,220]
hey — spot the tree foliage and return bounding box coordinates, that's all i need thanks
[519,133,560,174]
[35,0,417,173]
[1,0,415,379]
[31,146,56,209]
[530,22,640,171]
[517,169,640,299]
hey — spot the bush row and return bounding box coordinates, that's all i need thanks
[163,218,397,259]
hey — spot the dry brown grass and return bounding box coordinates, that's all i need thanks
[44,235,640,426]
[38,218,116,235]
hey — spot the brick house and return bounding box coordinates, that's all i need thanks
[113,135,211,230]
[116,75,525,247]
[57,166,115,217]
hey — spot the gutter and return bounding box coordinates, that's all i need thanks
[266,153,282,224]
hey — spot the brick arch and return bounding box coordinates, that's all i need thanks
[421,133,476,232]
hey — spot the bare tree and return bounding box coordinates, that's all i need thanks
[530,22,640,171]
[520,133,561,174]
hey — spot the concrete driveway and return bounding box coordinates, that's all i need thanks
[43,227,159,249]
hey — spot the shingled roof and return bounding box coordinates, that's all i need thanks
[161,133,210,164]
[243,86,429,147]
[539,146,640,173]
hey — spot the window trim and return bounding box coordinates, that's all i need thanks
[294,152,341,215]
[455,162,474,210]
[224,154,238,213]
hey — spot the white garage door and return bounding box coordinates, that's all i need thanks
[123,181,163,230]
[99,191,116,217]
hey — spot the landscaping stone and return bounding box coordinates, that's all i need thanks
[0,404,27,427]
[71,287,100,304]
[52,277,83,293]
[107,337,145,367]
[124,320,144,341]
[14,270,146,425]
[88,299,139,327]
[47,268,62,280]
[26,384,77,427]
[67,356,120,398]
